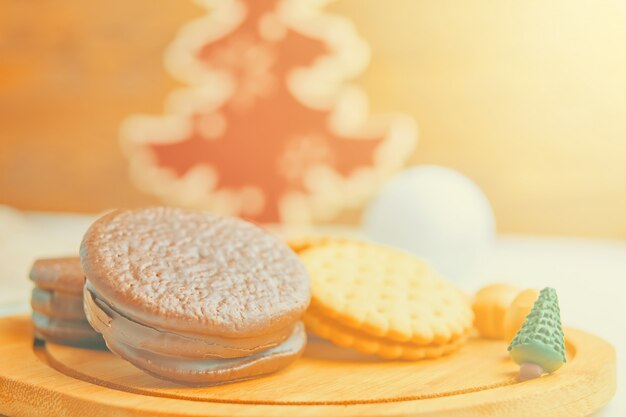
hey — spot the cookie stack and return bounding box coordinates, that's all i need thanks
[80,207,310,385]
[30,257,103,347]
[293,239,473,359]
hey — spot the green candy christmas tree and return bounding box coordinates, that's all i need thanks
[507,287,566,381]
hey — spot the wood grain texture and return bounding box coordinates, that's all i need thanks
[0,315,616,416]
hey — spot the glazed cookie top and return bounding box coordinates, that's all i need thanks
[30,257,84,295]
[80,207,310,337]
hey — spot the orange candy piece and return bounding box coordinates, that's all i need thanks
[473,284,539,341]
[503,288,540,342]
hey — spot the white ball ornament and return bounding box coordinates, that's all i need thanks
[362,165,495,281]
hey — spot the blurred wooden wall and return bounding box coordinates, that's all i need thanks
[1,0,625,237]
[0,1,199,211]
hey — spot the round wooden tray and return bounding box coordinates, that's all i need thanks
[0,315,615,416]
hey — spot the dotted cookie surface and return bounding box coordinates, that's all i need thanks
[80,207,310,337]
[299,241,473,346]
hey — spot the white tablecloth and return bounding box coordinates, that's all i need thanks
[0,206,623,415]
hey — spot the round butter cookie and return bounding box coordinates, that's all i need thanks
[299,240,473,358]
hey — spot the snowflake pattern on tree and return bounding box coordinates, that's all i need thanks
[120,0,417,225]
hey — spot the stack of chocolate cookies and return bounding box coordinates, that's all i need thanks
[79,207,311,385]
[30,257,103,347]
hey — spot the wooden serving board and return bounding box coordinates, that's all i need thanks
[0,315,615,417]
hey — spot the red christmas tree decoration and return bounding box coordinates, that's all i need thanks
[121,0,417,225]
